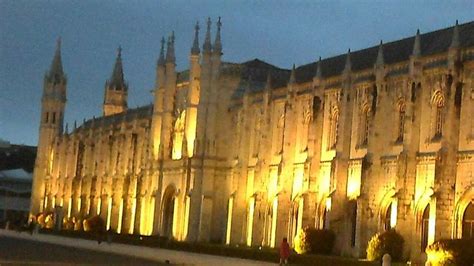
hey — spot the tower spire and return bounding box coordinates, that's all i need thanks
[213,16,222,54]
[265,70,272,90]
[344,49,352,73]
[203,17,212,53]
[315,56,322,79]
[48,37,65,83]
[191,21,200,55]
[412,29,421,57]
[158,37,166,66]
[450,20,460,49]
[289,64,296,84]
[166,31,176,63]
[376,40,384,66]
[108,46,127,91]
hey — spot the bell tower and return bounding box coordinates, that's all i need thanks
[103,47,128,116]
[31,38,67,215]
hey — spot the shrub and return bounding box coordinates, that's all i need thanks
[73,217,83,231]
[83,215,105,233]
[62,217,74,230]
[294,227,335,255]
[426,238,474,266]
[366,229,404,262]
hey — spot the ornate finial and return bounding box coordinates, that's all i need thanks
[450,20,460,49]
[191,21,200,55]
[158,37,165,66]
[213,16,222,54]
[108,46,127,91]
[65,123,69,134]
[344,49,352,73]
[203,17,212,53]
[166,32,176,63]
[265,70,272,90]
[289,64,296,84]
[412,29,421,57]
[74,120,77,129]
[315,56,322,79]
[48,37,65,82]
[117,46,122,58]
[376,40,384,66]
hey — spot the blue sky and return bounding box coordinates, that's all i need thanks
[1,0,473,146]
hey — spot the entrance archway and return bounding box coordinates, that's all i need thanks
[161,186,176,238]
[462,202,474,239]
[421,204,430,251]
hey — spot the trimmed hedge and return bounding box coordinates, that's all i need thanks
[38,229,377,266]
[294,227,335,255]
[426,238,474,266]
[366,229,404,262]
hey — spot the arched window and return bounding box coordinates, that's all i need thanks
[172,110,186,160]
[359,105,370,146]
[432,91,445,139]
[397,101,406,143]
[421,204,430,251]
[384,204,392,231]
[462,202,474,239]
[328,107,339,149]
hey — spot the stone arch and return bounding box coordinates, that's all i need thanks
[315,195,330,230]
[378,188,397,231]
[289,195,303,245]
[161,184,177,238]
[453,186,474,238]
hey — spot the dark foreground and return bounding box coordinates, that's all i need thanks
[0,236,166,265]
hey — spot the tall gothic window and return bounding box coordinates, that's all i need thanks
[421,204,430,251]
[432,92,445,139]
[75,142,85,177]
[172,110,186,160]
[397,101,406,143]
[359,105,370,147]
[328,107,339,149]
[462,203,474,239]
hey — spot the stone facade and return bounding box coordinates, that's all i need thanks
[31,20,474,261]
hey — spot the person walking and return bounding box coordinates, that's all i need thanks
[279,237,290,265]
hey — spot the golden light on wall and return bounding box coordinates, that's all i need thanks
[117,198,124,233]
[428,199,436,245]
[347,160,362,200]
[59,197,64,207]
[270,197,278,248]
[325,197,332,211]
[185,108,197,157]
[172,111,186,160]
[268,168,278,200]
[148,197,155,235]
[226,196,234,245]
[106,197,112,230]
[44,196,48,211]
[246,197,255,246]
[129,197,137,234]
[77,197,82,212]
[67,197,72,217]
[172,196,179,239]
[51,196,56,209]
[246,169,255,199]
[49,149,54,174]
[183,195,191,240]
[292,166,304,200]
[97,198,102,215]
[390,198,398,228]
[319,162,331,195]
[139,197,147,235]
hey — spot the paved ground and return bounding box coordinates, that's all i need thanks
[0,235,165,265]
[0,230,274,266]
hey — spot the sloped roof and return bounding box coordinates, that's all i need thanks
[294,21,474,83]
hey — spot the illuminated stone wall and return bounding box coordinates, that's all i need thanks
[32,22,474,263]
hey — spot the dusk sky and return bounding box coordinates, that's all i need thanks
[1,0,473,146]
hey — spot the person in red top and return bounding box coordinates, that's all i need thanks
[279,237,290,265]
